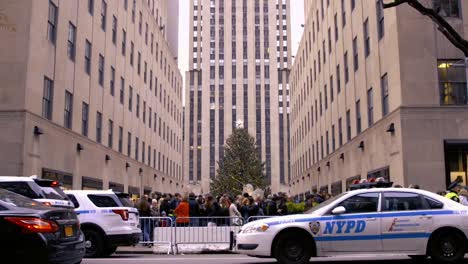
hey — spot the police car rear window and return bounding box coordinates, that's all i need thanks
[423,196,444,209]
[87,195,119,207]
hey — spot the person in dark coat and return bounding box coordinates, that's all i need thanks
[188,192,200,226]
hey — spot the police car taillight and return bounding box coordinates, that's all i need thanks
[42,202,52,207]
[112,209,129,221]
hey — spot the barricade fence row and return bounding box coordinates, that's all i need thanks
[137,216,271,254]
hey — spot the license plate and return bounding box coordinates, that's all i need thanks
[64,226,73,237]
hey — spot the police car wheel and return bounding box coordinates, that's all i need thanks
[83,229,105,258]
[430,231,466,264]
[275,231,312,264]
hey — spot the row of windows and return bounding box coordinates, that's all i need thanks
[47,1,181,101]
[42,75,182,178]
[290,73,388,178]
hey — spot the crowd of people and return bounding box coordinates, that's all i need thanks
[132,180,468,243]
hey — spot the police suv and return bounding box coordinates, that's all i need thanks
[65,190,141,258]
[0,176,74,208]
[236,181,468,264]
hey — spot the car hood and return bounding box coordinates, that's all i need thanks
[245,213,320,228]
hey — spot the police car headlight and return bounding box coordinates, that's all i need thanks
[242,223,269,233]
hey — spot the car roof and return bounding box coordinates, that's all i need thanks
[65,189,116,195]
[0,176,35,182]
[349,187,434,194]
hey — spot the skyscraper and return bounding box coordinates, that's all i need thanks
[290,0,468,196]
[0,0,183,195]
[185,0,292,193]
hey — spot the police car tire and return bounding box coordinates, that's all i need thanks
[430,230,466,264]
[274,231,312,264]
[83,229,105,258]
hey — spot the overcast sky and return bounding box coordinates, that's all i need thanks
[177,0,305,103]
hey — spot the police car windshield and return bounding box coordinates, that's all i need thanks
[305,192,347,214]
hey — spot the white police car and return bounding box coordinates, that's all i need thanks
[236,186,468,264]
[65,190,141,258]
[0,176,74,208]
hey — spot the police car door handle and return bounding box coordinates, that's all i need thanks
[420,215,432,220]
[366,217,377,221]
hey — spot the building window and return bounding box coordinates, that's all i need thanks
[88,0,94,15]
[98,54,105,86]
[353,37,358,71]
[132,0,136,22]
[129,86,133,111]
[351,0,356,10]
[376,0,384,39]
[346,110,351,141]
[127,132,132,156]
[101,0,107,31]
[108,119,113,148]
[344,52,349,83]
[137,52,141,74]
[136,94,140,118]
[367,88,374,126]
[110,66,115,96]
[84,40,92,74]
[82,102,89,136]
[120,77,125,104]
[130,42,134,65]
[118,126,123,153]
[67,23,76,61]
[334,13,338,42]
[364,19,370,57]
[336,65,341,93]
[64,91,73,129]
[112,16,117,44]
[338,117,343,146]
[438,60,467,105]
[122,30,126,55]
[381,73,389,116]
[356,100,361,134]
[47,1,58,44]
[42,77,54,120]
[433,0,460,17]
[96,112,102,143]
[139,12,143,34]
[135,137,139,160]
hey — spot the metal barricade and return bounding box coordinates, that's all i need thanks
[173,216,244,254]
[138,216,175,254]
[246,216,274,223]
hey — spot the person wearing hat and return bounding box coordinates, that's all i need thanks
[445,181,462,203]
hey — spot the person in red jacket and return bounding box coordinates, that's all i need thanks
[174,195,190,226]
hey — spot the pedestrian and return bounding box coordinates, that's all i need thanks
[174,195,190,226]
[227,196,243,226]
[459,188,468,206]
[136,196,152,244]
[188,192,200,226]
[445,181,462,203]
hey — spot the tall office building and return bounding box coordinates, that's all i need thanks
[185,0,292,194]
[0,0,184,195]
[166,0,179,60]
[289,0,468,197]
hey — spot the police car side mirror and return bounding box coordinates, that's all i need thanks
[331,206,346,215]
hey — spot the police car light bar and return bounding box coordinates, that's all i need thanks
[349,178,393,190]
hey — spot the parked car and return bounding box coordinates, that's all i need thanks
[0,188,85,264]
[0,176,74,208]
[65,190,141,258]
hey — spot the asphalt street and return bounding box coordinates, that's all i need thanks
[82,253,468,264]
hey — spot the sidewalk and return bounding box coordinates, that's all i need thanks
[116,245,154,254]
[116,244,237,255]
